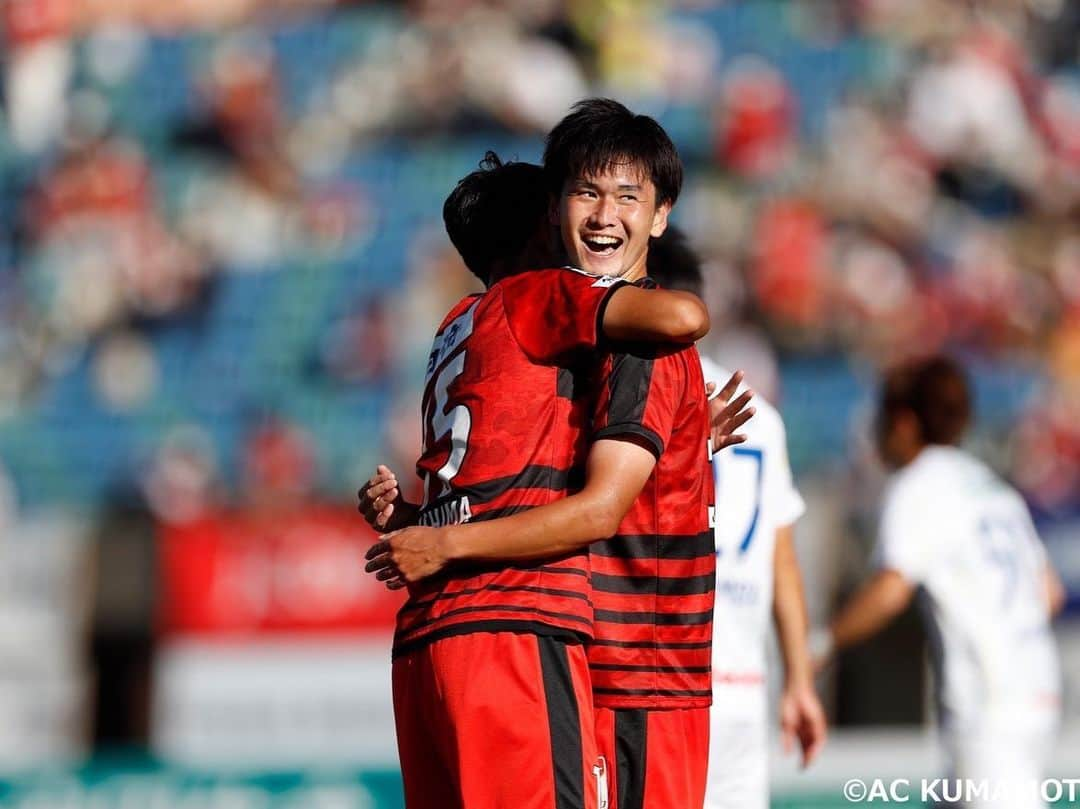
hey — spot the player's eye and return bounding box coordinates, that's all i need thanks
[619,194,638,202]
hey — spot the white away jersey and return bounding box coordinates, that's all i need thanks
[702,358,805,693]
[876,445,1060,732]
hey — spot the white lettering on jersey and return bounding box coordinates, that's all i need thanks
[422,302,478,505]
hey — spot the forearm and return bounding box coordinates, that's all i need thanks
[603,287,709,343]
[444,491,619,563]
[442,438,656,565]
[829,569,913,653]
[773,527,813,687]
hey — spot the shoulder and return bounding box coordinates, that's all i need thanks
[437,293,484,330]
[498,266,619,292]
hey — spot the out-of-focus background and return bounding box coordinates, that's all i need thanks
[0,0,1078,806]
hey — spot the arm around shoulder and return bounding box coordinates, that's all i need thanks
[602,286,709,343]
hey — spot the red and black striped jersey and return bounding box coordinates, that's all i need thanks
[587,343,715,709]
[393,267,625,658]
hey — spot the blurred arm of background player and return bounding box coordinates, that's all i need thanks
[1045,562,1067,617]
[362,374,754,586]
[812,568,916,670]
[773,522,828,767]
[815,555,1066,671]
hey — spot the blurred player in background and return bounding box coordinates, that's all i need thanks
[815,356,1064,808]
[648,227,826,809]
[360,148,720,809]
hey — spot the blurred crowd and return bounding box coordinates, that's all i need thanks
[2,0,1077,523]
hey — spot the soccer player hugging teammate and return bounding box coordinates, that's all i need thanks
[816,357,1064,809]
[361,100,737,809]
[545,101,716,809]
[359,119,726,807]
[647,227,827,809]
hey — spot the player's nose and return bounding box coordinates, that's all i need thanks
[587,194,617,228]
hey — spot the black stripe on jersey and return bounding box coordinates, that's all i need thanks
[457,464,586,504]
[592,423,664,459]
[596,687,713,699]
[591,530,715,560]
[605,353,653,427]
[589,663,711,674]
[464,560,590,578]
[594,608,713,626]
[392,620,584,659]
[528,564,589,577]
[614,710,647,809]
[589,638,712,650]
[538,636,586,809]
[591,571,715,596]
[400,583,592,613]
[556,366,595,402]
[470,505,534,521]
[400,603,592,637]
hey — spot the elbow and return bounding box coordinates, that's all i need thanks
[590,498,625,540]
[672,297,710,342]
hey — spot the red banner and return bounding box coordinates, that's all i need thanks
[157,506,403,637]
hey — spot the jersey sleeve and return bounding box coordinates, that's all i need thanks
[592,350,683,459]
[874,481,933,582]
[500,268,627,363]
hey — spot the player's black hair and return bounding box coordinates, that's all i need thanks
[442,151,548,285]
[543,98,683,208]
[880,355,972,446]
[645,226,704,297]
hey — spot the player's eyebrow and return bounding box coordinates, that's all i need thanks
[570,180,644,192]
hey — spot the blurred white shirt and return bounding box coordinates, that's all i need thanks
[701,357,805,715]
[875,445,1060,734]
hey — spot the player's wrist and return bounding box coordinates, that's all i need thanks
[436,525,464,563]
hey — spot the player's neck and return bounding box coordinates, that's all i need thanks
[621,261,648,283]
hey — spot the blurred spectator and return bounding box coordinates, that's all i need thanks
[716,57,797,180]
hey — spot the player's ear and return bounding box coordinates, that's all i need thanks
[650,201,671,238]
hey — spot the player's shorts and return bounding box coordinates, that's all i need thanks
[944,722,1057,809]
[392,631,601,809]
[705,683,768,809]
[595,705,710,809]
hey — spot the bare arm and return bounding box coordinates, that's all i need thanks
[774,525,813,688]
[1045,561,1067,618]
[602,286,709,343]
[826,568,916,657]
[773,524,827,767]
[365,439,657,585]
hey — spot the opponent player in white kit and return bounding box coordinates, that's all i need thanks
[648,229,827,809]
[816,356,1064,808]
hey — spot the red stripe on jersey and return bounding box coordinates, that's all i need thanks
[394,268,623,657]
[588,343,715,709]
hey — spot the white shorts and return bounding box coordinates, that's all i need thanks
[704,684,768,809]
[944,724,1056,809]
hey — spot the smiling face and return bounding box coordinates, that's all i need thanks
[556,162,671,281]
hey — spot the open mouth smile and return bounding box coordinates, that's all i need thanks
[581,235,624,256]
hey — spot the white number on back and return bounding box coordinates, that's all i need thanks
[421,304,478,505]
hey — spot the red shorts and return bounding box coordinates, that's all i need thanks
[392,631,600,809]
[595,705,710,809]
